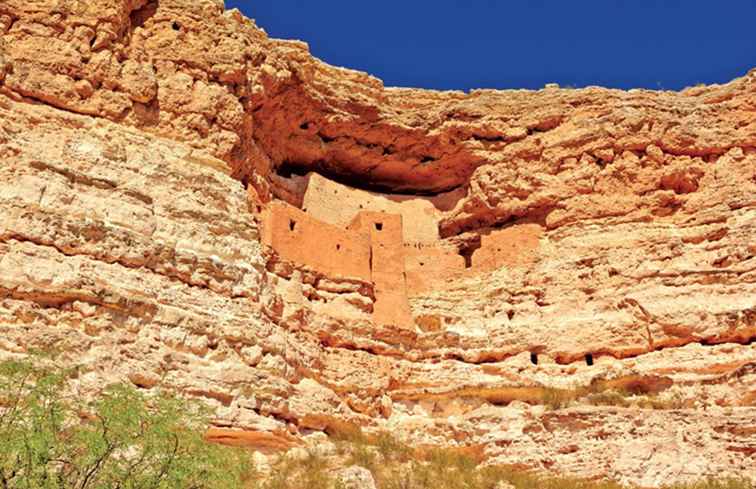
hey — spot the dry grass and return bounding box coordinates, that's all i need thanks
[258,449,341,489]
[541,387,579,410]
[540,375,688,411]
[584,389,633,408]
[392,375,683,414]
[249,430,753,489]
[665,481,755,489]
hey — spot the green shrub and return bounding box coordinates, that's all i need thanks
[0,359,251,489]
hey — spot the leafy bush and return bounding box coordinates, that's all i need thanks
[0,359,251,489]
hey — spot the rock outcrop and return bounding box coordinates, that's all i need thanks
[1,0,755,486]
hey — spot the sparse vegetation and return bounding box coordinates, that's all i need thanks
[374,430,413,463]
[541,386,578,410]
[665,481,755,489]
[538,375,690,411]
[633,391,690,410]
[253,427,754,489]
[0,359,251,488]
[584,389,632,408]
[3,359,749,489]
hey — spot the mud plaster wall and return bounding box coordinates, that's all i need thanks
[300,173,462,244]
[404,225,543,296]
[405,244,466,295]
[262,203,414,326]
[348,212,413,326]
[471,224,543,270]
[261,202,371,281]
[262,200,543,324]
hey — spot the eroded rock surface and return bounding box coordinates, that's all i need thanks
[1,1,755,486]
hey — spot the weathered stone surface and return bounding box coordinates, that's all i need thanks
[337,466,377,489]
[0,1,755,487]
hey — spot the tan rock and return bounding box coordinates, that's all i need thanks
[303,431,337,457]
[251,451,272,475]
[241,345,264,367]
[0,1,755,487]
[285,447,310,463]
[120,60,157,103]
[0,53,7,83]
[336,466,377,489]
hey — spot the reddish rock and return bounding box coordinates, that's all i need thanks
[0,1,755,486]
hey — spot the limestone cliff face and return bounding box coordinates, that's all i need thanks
[1,1,755,486]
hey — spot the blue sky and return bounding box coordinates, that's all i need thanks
[226,0,756,91]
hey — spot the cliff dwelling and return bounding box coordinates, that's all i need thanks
[3,0,756,484]
[254,171,543,328]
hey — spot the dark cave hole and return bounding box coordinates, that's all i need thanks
[585,353,594,366]
[129,1,157,30]
[273,160,457,197]
[275,161,311,179]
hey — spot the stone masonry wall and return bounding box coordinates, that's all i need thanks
[261,196,544,312]
[261,202,371,282]
[348,212,413,327]
[261,202,414,326]
[300,173,453,244]
[471,224,543,270]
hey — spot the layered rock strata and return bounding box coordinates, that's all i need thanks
[1,0,755,486]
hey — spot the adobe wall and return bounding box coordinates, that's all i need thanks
[405,225,542,296]
[260,199,542,327]
[471,224,543,271]
[349,212,413,327]
[300,172,460,244]
[405,244,466,295]
[261,202,371,281]
[262,202,414,327]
